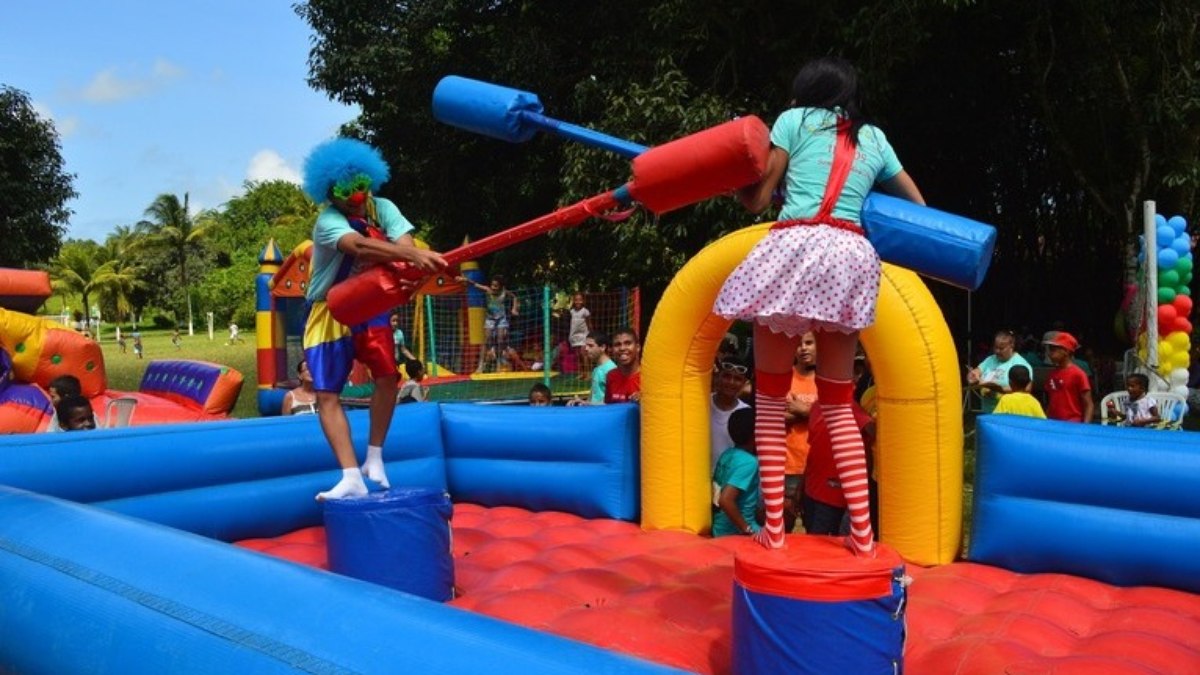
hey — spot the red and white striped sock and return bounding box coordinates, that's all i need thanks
[753,370,792,549]
[816,376,876,557]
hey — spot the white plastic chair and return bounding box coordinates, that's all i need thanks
[103,397,138,429]
[1100,391,1186,430]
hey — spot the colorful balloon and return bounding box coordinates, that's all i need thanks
[1173,294,1193,317]
[1168,215,1188,234]
[1159,248,1179,269]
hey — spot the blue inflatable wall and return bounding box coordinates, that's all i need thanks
[970,415,1200,592]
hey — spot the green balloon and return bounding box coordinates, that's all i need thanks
[1186,272,1194,284]
[1181,286,1192,296]
[1159,286,1177,303]
[1161,269,1181,287]
[1178,256,1194,274]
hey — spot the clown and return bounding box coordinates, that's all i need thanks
[301,138,446,501]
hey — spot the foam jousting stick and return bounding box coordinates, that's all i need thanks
[326,115,769,327]
[432,76,649,159]
[433,76,997,291]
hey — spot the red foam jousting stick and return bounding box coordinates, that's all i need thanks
[327,116,768,326]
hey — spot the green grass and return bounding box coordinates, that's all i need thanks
[98,328,260,419]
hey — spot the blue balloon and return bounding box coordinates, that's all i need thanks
[1159,248,1180,269]
[1156,214,1168,229]
[1157,225,1175,244]
[1169,215,1188,234]
[1173,236,1191,256]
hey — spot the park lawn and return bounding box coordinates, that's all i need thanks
[98,328,260,419]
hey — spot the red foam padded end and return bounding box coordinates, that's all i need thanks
[629,116,769,214]
[735,535,903,601]
[240,507,1200,675]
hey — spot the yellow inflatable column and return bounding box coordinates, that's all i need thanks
[640,223,962,565]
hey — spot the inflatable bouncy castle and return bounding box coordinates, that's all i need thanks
[0,269,244,432]
[0,80,1195,674]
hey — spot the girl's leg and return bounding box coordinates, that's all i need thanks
[751,323,801,549]
[814,330,875,556]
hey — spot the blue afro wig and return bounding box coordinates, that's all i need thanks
[302,138,390,203]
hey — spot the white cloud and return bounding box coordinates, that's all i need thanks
[30,100,80,138]
[246,149,301,184]
[78,59,186,103]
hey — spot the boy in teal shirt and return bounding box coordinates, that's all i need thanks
[712,407,761,537]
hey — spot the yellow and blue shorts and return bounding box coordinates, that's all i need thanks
[303,301,396,393]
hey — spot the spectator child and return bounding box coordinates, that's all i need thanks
[45,375,83,433]
[132,330,143,359]
[1043,332,1094,423]
[55,394,97,431]
[710,357,751,505]
[784,332,818,532]
[1107,373,1160,427]
[802,399,876,536]
[604,328,642,403]
[397,359,428,403]
[528,382,552,406]
[117,329,127,354]
[568,293,592,378]
[171,329,182,350]
[583,331,616,404]
[48,375,82,407]
[992,365,1046,419]
[712,407,761,537]
[462,275,519,372]
[390,314,416,363]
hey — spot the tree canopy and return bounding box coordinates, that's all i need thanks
[295,0,1200,351]
[0,85,77,268]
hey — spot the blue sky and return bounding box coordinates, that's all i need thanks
[1,1,357,243]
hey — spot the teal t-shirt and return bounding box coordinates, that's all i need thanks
[590,359,617,404]
[975,353,1033,413]
[712,447,761,537]
[770,108,903,223]
[307,197,415,302]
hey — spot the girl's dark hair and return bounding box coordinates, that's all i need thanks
[791,57,865,146]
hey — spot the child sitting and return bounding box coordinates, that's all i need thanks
[1107,373,1160,427]
[397,359,427,404]
[712,407,760,538]
[992,365,1046,418]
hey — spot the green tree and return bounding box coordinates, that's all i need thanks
[0,85,77,267]
[139,193,211,335]
[93,225,146,325]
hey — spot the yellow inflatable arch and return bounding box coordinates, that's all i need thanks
[641,223,962,566]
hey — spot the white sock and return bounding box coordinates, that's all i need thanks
[361,445,390,488]
[316,468,368,501]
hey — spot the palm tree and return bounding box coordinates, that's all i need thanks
[93,225,145,326]
[48,241,106,332]
[140,193,209,335]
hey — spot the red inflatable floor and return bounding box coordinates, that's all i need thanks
[237,504,1200,674]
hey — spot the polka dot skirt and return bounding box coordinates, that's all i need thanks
[715,224,880,337]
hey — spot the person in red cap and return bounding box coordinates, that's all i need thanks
[1042,331,1094,422]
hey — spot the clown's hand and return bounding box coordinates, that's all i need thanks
[399,246,447,272]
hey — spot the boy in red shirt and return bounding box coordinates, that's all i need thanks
[1042,331,1094,422]
[802,400,876,536]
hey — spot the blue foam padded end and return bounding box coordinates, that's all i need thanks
[432,75,543,143]
[862,192,997,290]
[970,415,1200,591]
